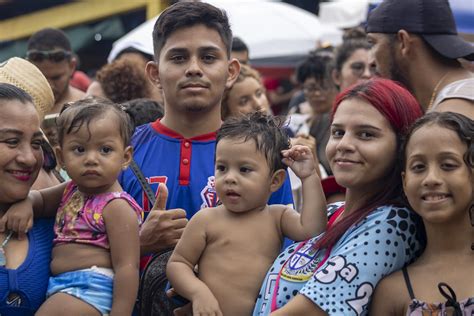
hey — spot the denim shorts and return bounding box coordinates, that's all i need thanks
[47,266,114,315]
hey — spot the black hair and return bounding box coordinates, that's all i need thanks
[334,39,371,72]
[0,83,34,104]
[115,47,153,62]
[296,53,334,84]
[122,98,164,129]
[27,27,72,52]
[216,112,290,173]
[56,97,134,147]
[402,111,474,170]
[231,37,248,53]
[152,2,232,59]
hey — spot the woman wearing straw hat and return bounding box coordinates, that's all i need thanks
[0,57,64,190]
[0,83,55,315]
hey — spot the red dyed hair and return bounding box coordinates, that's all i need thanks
[315,78,423,250]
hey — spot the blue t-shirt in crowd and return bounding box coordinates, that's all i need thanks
[119,120,294,219]
[253,202,422,316]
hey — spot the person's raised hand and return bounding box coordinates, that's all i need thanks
[282,145,318,180]
[291,134,321,178]
[140,183,188,255]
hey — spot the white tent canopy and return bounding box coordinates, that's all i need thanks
[319,0,474,34]
[108,0,342,62]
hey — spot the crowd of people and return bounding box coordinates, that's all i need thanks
[0,0,472,315]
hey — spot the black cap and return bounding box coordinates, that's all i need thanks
[366,0,474,61]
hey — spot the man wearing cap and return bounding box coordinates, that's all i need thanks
[26,28,85,115]
[366,0,474,118]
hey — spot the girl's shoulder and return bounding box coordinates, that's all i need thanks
[371,267,411,315]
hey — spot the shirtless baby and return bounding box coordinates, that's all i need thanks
[166,112,328,315]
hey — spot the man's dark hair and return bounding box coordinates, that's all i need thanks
[152,2,232,59]
[0,83,33,104]
[27,28,72,52]
[216,112,290,173]
[231,37,248,53]
[296,53,334,84]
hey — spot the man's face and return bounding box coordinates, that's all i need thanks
[33,59,74,102]
[150,24,238,116]
[367,33,411,89]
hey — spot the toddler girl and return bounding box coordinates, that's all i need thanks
[5,98,143,316]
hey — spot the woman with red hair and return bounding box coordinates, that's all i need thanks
[252,78,424,316]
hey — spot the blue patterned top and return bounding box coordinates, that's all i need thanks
[253,202,422,316]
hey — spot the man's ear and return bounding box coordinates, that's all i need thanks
[397,30,414,58]
[270,169,286,193]
[69,57,77,76]
[225,58,241,89]
[122,146,133,170]
[146,61,161,89]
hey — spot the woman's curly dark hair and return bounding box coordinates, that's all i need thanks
[96,59,149,103]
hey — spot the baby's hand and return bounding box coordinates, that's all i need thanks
[192,291,223,316]
[0,198,34,240]
[282,145,318,180]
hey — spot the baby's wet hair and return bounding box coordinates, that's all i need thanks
[216,111,291,173]
[56,97,134,147]
[402,111,474,170]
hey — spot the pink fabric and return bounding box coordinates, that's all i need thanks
[54,181,143,249]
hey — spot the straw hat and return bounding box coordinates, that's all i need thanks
[0,57,55,120]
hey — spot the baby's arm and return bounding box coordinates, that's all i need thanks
[281,145,327,240]
[167,209,223,316]
[102,198,140,316]
[0,182,66,238]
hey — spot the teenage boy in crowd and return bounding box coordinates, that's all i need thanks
[119,2,294,256]
[366,0,474,118]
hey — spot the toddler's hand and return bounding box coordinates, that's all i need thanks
[192,291,223,316]
[282,145,318,180]
[0,198,34,240]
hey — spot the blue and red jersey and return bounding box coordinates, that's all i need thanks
[119,120,293,220]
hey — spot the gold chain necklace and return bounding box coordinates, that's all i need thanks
[428,72,450,110]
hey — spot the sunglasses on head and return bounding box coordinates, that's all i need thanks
[26,50,72,62]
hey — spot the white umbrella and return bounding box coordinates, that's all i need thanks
[108,0,342,63]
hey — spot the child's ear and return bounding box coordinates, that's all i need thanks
[121,146,133,170]
[270,169,286,193]
[54,146,65,168]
